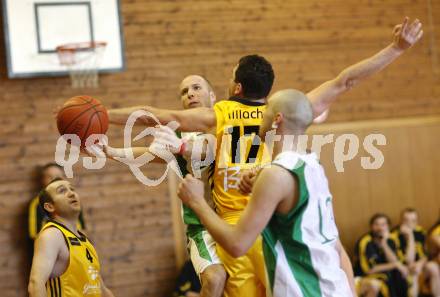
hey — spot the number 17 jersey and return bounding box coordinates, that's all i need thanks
[213,97,268,224]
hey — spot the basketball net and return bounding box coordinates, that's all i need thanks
[56,41,107,88]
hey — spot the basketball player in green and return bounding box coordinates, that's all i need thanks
[106,75,227,297]
[178,89,357,297]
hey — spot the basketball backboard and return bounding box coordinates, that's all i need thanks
[2,0,125,78]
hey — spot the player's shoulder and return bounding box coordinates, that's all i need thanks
[257,165,296,193]
[260,164,291,178]
[356,232,373,248]
[272,151,318,171]
[414,225,426,234]
[37,225,65,246]
[213,99,229,109]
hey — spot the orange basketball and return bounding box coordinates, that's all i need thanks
[57,95,109,147]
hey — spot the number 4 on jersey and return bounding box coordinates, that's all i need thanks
[86,248,94,263]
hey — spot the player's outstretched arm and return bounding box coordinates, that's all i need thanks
[28,228,64,297]
[108,106,146,125]
[103,145,166,164]
[337,240,357,297]
[109,105,216,132]
[308,17,423,123]
[142,106,216,132]
[178,166,291,257]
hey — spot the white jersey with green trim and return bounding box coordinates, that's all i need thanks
[262,151,352,297]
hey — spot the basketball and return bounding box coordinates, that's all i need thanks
[56,95,109,147]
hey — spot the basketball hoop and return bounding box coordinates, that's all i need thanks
[56,41,107,88]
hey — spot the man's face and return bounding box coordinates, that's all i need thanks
[228,65,240,98]
[402,211,418,229]
[42,166,65,187]
[371,217,389,237]
[179,76,214,109]
[45,180,81,217]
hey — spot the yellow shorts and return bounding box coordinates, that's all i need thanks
[216,235,267,297]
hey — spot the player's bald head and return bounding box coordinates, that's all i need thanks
[268,89,313,132]
[180,75,213,92]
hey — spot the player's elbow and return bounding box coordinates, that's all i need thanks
[334,73,357,93]
[28,277,41,296]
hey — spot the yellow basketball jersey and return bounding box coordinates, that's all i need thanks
[42,221,101,297]
[213,98,269,223]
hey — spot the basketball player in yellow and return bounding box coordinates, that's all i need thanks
[109,17,423,297]
[28,178,115,297]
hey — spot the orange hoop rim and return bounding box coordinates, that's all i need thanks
[56,41,107,53]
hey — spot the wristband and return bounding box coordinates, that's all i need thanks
[179,140,186,155]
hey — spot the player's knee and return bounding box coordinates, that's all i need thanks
[201,264,227,290]
[364,278,382,294]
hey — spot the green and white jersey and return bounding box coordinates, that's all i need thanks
[177,132,214,226]
[262,151,352,297]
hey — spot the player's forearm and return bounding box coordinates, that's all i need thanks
[382,243,399,263]
[189,199,245,256]
[108,106,146,125]
[337,43,403,89]
[338,243,356,296]
[28,279,48,297]
[405,235,416,264]
[143,106,215,132]
[107,146,165,164]
[310,44,404,117]
[368,262,399,274]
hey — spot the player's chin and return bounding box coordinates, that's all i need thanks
[70,201,81,211]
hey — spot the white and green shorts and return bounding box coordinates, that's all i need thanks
[187,225,222,277]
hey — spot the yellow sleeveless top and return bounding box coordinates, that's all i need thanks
[213,98,269,223]
[42,221,101,297]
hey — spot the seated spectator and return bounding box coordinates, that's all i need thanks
[27,163,85,253]
[173,260,201,297]
[419,219,440,297]
[354,213,408,297]
[391,208,427,297]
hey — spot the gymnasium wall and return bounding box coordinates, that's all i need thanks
[309,116,440,255]
[0,1,439,296]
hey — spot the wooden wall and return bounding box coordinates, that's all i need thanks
[0,0,439,296]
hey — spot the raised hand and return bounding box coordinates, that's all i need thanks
[150,125,184,155]
[238,168,259,195]
[178,174,205,206]
[399,224,413,238]
[392,17,423,51]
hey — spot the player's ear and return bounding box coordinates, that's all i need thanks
[234,83,243,96]
[274,112,283,125]
[44,202,55,215]
[209,91,216,106]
